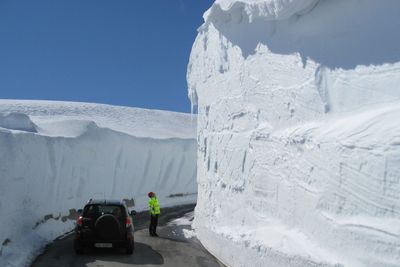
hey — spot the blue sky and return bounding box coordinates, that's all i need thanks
[0,0,214,113]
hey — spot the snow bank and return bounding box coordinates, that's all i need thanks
[188,0,400,266]
[0,100,197,267]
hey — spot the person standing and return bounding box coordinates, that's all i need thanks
[148,192,160,237]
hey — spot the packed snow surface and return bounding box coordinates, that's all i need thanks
[0,100,197,267]
[188,0,400,266]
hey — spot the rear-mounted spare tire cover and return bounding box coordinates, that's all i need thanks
[95,214,121,240]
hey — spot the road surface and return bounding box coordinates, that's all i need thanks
[31,204,223,267]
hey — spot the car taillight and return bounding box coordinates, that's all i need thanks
[76,216,83,226]
[126,217,132,228]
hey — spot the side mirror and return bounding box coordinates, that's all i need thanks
[130,210,137,216]
[77,209,83,213]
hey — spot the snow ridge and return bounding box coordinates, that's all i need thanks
[0,112,38,133]
[0,100,196,139]
[204,0,319,22]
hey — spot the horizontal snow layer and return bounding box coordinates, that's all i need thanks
[188,0,400,266]
[0,101,197,266]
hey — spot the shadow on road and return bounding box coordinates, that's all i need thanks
[77,242,164,266]
[33,241,164,267]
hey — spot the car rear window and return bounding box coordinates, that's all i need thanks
[83,204,125,219]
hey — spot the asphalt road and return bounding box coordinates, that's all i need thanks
[31,204,223,267]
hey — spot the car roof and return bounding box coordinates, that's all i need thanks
[85,199,125,206]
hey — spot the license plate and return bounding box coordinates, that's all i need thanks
[95,243,113,248]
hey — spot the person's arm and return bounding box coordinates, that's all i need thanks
[149,199,154,214]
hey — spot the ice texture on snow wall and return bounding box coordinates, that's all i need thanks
[188,0,400,266]
[0,100,197,266]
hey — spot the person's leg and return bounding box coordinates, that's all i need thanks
[153,214,159,236]
[149,215,155,236]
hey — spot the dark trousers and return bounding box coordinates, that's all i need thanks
[149,214,159,235]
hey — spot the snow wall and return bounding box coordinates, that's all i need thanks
[0,100,197,267]
[188,0,400,266]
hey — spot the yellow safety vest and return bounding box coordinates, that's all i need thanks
[149,197,160,215]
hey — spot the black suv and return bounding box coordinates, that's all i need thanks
[74,199,136,254]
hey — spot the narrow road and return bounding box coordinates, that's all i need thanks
[31,204,223,267]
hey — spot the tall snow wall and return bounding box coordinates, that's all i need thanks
[188,0,400,266]
[0,100,197,266]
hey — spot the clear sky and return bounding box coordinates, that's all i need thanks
[0,0,214,113]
